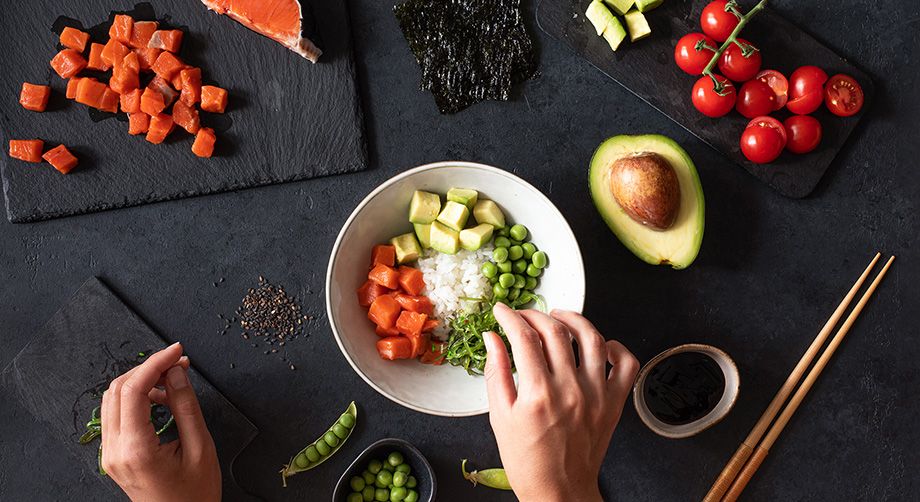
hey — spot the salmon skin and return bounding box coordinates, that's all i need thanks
[201,0,322,63]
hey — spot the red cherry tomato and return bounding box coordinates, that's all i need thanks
[755,69,788,110]
[824,74,864,117]
[674,33,717,75]
[692,74,736,118]
[701,0,739,43]
[740,116,786,164]
[735,79,776,118]
[783,115,822,154]
[787,66,828,115]
[717,38,762,82]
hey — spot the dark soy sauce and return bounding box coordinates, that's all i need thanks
[643,352,726,425]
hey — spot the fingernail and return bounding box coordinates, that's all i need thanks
[483,332,494,352]
[166,366,189,389]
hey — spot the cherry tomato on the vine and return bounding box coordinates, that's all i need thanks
[824,74,864,117]
[674,33,717,75]
[740,116,786,164]
[692,74,736,118]
[735,79,776,118]
[787,65,828,115]
[718,38,762,82]
[755,69,788,110]
[701,0,740,43]
[783,115,822,154]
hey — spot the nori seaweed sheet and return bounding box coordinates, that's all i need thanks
[394,0,538,114]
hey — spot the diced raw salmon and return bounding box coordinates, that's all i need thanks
[110,52,140,94]
[200,85,227,113]
[148,29,183,53]
[148,76,178,105]
[151,51,184,80]
[134,47,161,71]
[50,49,87,79]
[179,67,202,105]
[140,86,166,115]
[100,38,130,67]
[66,77,84,99]
[120,88,142,113]
[201,0,322,62]
[87,43,109,71]
[146,113,174,144]
[109,14,134,44]
[42,144,78,174]
[172,100,201,134]
[9,140,44,163]
[98,87,120,113]
[19,83,51,112]
[60,27,90,52]
[75,78,107,108]
[191,127,216,158]
[129,21,158,49]
[128,112,150,135]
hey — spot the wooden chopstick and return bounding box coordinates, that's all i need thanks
[701,252,882,502]
[721,255,895,501]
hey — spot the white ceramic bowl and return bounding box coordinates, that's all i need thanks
[326,161,585,416]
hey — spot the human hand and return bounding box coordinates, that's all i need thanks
[101,342,221,502]
[484,304,639,502]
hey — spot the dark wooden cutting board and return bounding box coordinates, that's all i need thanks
[537,0,873,197]
[0,0,366,222]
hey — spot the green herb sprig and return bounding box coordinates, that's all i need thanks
[79,404,176,475]
[702,0,768,94]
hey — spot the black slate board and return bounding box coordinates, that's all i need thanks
[0,277,260,501]
[536,0,873,197]
[0,0,366,222]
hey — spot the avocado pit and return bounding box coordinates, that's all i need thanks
[609,152,681,230]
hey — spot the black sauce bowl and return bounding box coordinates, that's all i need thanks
[332,438,436,502]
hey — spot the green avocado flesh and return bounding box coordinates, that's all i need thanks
[589,134,704,269]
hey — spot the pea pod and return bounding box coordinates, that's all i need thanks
[461,459,512,490]
[281,401,358,487]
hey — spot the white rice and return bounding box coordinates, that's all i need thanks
[417,244,493,339]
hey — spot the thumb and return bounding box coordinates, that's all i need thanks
[164,366,211,457]
[483,331,516,410]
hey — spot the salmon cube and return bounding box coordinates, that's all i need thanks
[133,48,159,72]
[109,14,134,44]
[66,77,84,99]
[172,101,200,134]
[148,76,178,106]
[200,85,227,113]
[151,51,184,80]
[179,67,202,105]
[148,29,183,53]
[19,83,51,112]
[120,88,142,113]
[146,113,174,144]
[75,78,107,108]
[100,38,130,67]
[110,52,140,94]
[129,21,158,49]
[9,140,44,163]
[139,87,166,116]
[42,145,78,174]
[170,68,187,91]
[59,27,90,52]
[98,87,119,113]
[50,49,87,79]
[127,112,150,135]
[191,128,216,158]
[87,43,109,71]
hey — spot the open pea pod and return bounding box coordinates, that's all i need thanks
[281,401,358,487]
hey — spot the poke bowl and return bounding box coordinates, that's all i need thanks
[326,161,585,416]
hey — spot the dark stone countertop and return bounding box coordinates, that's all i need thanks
[1,0,917,500]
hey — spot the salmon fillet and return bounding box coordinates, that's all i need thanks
[202,0,322,63]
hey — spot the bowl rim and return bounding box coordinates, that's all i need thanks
[332,437,437,502]
[325,160,586,417]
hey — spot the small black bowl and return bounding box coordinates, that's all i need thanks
[332,438,436,502]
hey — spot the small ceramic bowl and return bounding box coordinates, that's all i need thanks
[632,343,740,439]
[332,438,436,502]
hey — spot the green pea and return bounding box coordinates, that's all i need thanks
[323,431,340,448]
[333,423,349,439]
[532,251,548,269]
[494,236,511,248]
[507,288,520,302]
[526,264,542,277]
[509,239,522,246]
[498,273,515,288]
[497,261,512,273]
[315,440,331,456]
[407,476,417,488]
[305,445,320,463]
[368,459,383,474]
[496,226,509,237]
[395,464,411,474]
[376,469,393,487]
[512,259,527,274]
[350,476,366,492]
[374,488,389,502]
[481,262,497,278]
[339,412,356,429]
[489,275,498,285]
[363,470,376,485]
[393,470,408,487]
[508,245,523,261]
[513,274,526,289]
[405,489,419,502]
[493,283,508,299]
[521,242,537,259]
[510,224,528,241]
[492,247,508,263]
[391,486,408,501]
[348,493,364,502]
[382,462,395,472]
[362,486,375,501]
[294,452,309,468]
[525,277,538,290]
[388,451,404,467]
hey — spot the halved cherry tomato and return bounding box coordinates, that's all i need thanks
[824,74,863,117]
[735,79,775,119]
[755,69,788,110]
[674,33,716,76]
[692,74,736,118]
[717,38,761,82]
[701,0,739,43]
[786,66,828,115]
[783,115,822,154]
[740,116,786,164]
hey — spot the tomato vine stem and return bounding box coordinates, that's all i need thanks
[702,0,768,91]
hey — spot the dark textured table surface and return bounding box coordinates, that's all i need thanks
[1,0,917,500]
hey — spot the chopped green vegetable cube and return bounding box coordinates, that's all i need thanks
[459,223,494,251]
[436,200,470,231]
[603,0,634,16]
[446,188,479,210]
[429,221,460,254]
[408,190,441,224]
[624,9,652,42]
[473,199,506,229]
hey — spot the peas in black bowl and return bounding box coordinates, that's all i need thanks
[333,438,435,502]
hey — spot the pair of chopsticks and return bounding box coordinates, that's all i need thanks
[702,252,895,502]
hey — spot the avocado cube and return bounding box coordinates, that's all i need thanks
[446,188,479,210]
[603,17,628,51]
[429,221,460,255]
[391,232,422,264]
[624,9,651,42]
[459,224,495,251]
[409,190,441,224]
[635,0,662,13]
[473,199,506,229]
[585,0,615,36]
[436,201,470,231]
[414,223,432,249]
[603,0,634,16]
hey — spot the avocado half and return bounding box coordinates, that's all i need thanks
[589,134,705,269]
